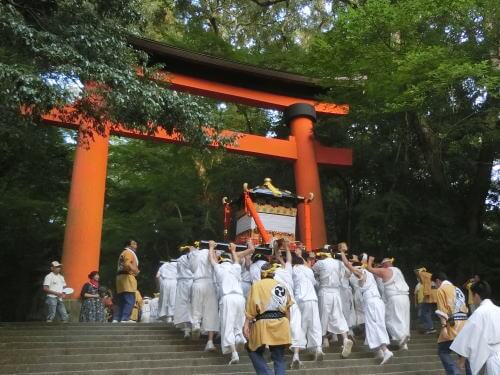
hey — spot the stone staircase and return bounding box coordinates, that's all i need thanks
[0,323,444,375]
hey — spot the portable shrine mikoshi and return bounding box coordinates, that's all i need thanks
[223,178,314,251]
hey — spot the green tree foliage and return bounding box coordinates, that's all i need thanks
[308,0,499,280]
[0,0,227,146]
[0,122,72,321]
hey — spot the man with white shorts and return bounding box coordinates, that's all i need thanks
[312,250,353,358]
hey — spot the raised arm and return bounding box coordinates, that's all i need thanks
[273,239,286,266]
[367,256,388,279]
[229,242,239,264]
[235,239,256,260]
[340,248,363,279]
[208,240,218,266]
[284,240,292,265]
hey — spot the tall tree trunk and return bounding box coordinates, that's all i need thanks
[406,112,449,195]
[463,101,499,236]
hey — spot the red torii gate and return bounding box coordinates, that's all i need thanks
[43,37,352,297]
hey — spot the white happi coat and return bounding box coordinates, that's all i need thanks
[451,299,500,375]
[383,266,410,341]
[240,259,252,298]
[358,270,390,349]
[340,265,356,329]
[275,263,307,349]
[157,261,177,319]
[293,264,322,350]
[349,273,365,326]
[312,258,349,335]
[190,248,219,332]
[249,260,267,283]
[174,253,193,327]
[213,261,246,354]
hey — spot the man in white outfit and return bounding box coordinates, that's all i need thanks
[208,241,254,364]
[340,250,393,365]
[367,257,410,349]
[190,242,220,351]
[312,250,353,358]
[174,245,194,338]
[240,255,252,297]
[156,260,177,324]
[451,281,500,375]
[337,243,356,336]
[249,253,267,283]
[292,252,324,361]
[273,239,307,368]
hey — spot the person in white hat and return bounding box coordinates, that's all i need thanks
[312,250,353,358]
[174,244,194,338]
[367,256,411,350]
[208,241,253,364]
[42,261,69,322]
[339,250,393,365]
[156,259,178,324]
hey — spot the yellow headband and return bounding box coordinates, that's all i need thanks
[416,267,427,272]
[261,263,281,278]
[316,252,332,258]
[179,245,191,252]
[381,257,395,264]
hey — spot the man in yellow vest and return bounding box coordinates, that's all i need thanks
[432,272,471,375]
[115,239,140,323]
[415,267,437,334]
[244,262,293,375]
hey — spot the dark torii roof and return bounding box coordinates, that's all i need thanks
[128,35,327,100]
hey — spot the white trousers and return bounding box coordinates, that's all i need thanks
[486,352,500,375]
[353,288,365,326]
[298,300,323,350]
[158,278,177,318]
[241,281,252,298]
[174,279,192,327]
[364,297,390,349]
[385,294,410,341]
[290,302,307,349]
[340,287,356,328]
[318,288,349,335]
[219,293,246,354]
[191,279,220,332]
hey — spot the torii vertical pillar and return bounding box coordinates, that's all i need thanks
[61,124,109,298]
[285,103,327,249]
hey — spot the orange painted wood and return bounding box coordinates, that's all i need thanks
[290,116,327,249]
[143,70,349,115]
[42,108,352,166]
[314,141,353,166]
[304,200,312,251]
[61,122,109,298]
[244,192,272,244]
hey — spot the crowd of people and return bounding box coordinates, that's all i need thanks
[41,239,499,375]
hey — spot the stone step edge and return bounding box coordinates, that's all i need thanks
[0,354,441,369]
[1,362,445,375]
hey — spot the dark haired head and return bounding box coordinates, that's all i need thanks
[351,262,362,267]
[471,280,491,301]
[251,253,265,263]
[88,271,99,279]
[431,272,448,282]
[291,254,304,265]
[124,239,137,247]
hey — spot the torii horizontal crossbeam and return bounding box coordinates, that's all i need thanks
[41,108,352,166]
[142,70,349,116]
